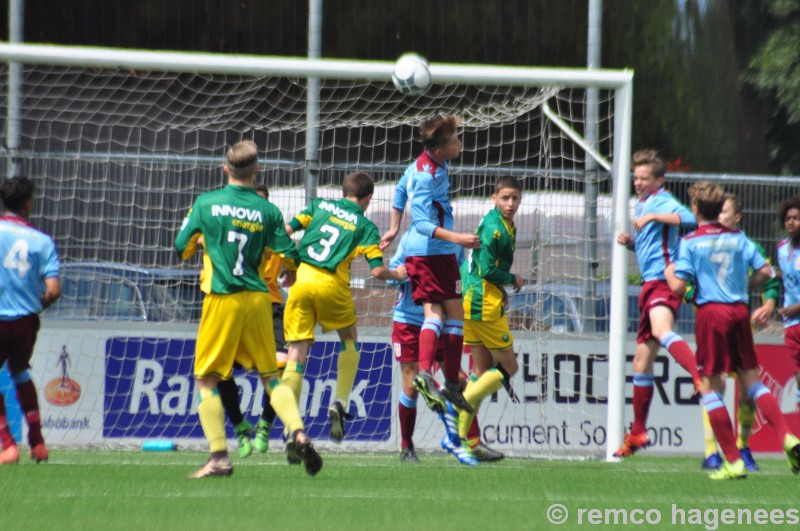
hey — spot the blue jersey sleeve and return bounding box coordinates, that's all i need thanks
[655,194,696,227]
[673,239,695,282]
[392,173,410,212]
[409,174,438,238]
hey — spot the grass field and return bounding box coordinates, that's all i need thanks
[1,450,798,530]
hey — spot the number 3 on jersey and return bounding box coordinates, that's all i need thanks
[3,239,32,278]
[308,224,340,261]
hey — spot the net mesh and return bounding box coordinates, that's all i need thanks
[0,63,618,457]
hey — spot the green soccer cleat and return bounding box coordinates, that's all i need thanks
[708,458,747,480]
[233,420,253,459]
[253,419,271,453]
[413,371,446,413]
[784,434,800,474]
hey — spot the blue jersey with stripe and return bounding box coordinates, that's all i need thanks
[400,151,459,258]
[673,223,767,305]
[777,238,800,328]
[0,214,61,319]
[633,188,696,282]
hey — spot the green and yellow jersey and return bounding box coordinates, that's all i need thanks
[175,185,298,294]
[463,207,517,321]
[289,197,384,285]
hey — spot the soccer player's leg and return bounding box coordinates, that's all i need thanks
[650,302,701,391]
[0,392,19,464]
[613,340,657,458]
[413,309,446,413]
[254,303,288,453]
[217,376,252,458]
[191,378,233,478]
[700,407,722,470]
[439,297,473,413]
[735,383,758,471]
[700,380,745,479]
[394,321,421,461]
[6,317,46,463]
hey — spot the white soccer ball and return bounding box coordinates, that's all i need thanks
[392,53,431,96]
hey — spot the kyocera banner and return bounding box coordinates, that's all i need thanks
[103,337,393,441]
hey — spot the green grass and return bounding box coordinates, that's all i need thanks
[1,450,798,530]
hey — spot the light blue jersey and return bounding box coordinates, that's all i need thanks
[633,188,696,282]
[673,223,767,305]
[391,171,410,212]
[777,238,800,328]
[399,151,459,258]
[0,214,60,319]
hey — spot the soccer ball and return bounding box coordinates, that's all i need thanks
[392,53,431,96]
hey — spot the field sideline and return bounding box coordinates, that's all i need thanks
[1,450,798,530]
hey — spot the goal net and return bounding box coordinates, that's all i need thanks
[0,44,632,459]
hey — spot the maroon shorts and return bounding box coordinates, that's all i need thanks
[637,280,681,344]
[695,303,757,376]
[391,321,445,364]
[0,314,41,373]
[784,323,800,372]
[405,254,461,304]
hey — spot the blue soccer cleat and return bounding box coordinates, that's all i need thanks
[439,401,461,446]
[701,452,723,470]
[739,448,759,472]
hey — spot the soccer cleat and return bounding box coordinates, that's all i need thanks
[441,434,456,454]
[469,442,505,462]
[439,402,461,446]
[450,440,479,467]
[188,455,233,479]
[612,432,651,458]
[285,441,301,465]
[0,445,19,465]
[294,433,323,477]
[783,434,800,474]
[400,447,420,463]
[233,420,253,458]
[739,447,759,472]
[29,442,48,463]
[708,458,747,480]
[413,372,446,413]
[701,453,723,470]
[253,419,271,453]
[328,401,352,444]
[441,381,474,414]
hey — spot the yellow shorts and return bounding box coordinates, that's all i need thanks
[194,290,278,379]
[284,263,357,342]
[463,315,514,351]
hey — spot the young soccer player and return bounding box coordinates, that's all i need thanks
[0,176,61,464]
[698,193,780,472]
[665,181,800,479]
[389,232,501,464]
[175,141,322,478]
[216,183,289,459]
[776,195,800,418]
[614,149,701,458]
[283,171,406,444]
[450,176,524,459]
[390,114,480,416]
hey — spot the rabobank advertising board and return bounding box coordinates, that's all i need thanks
[103,338,393,441]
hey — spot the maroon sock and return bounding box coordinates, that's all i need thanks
[666,340,701,387]
[418,328,439,374]
[467,413,481,441]
[0,394,15,449]
[754,391,790,442]
[441,333,464,382]
[16,380,43,446]
[398,401,416,449]
[631,383,654,436]
[704,397,739,463]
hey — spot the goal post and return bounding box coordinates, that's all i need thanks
[0,43,632,460]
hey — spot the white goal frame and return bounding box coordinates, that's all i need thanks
[0,43,633,462]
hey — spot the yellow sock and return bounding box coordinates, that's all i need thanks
[283,361,305,406]
[457,369,504,439]
[336,341,360,404]
[197,386,226,453]
[701,407,718,458]
[737,401,755,449]
[267,379,305,435]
